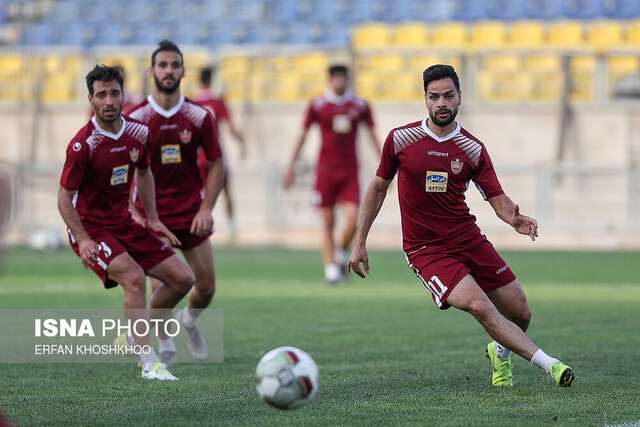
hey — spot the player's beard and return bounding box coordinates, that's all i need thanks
[94,103,122,123]
[429,106,458,127]
[154,73,181,95]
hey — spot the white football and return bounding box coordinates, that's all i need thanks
[255,346,319,409]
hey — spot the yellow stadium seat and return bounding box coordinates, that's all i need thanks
[548,20,585,47]
[469,21,506,50]
[523,54,562,73]
[393,22,429,48]
[0,55,23,76]
[587,20,623,53]
[431,22,467,49]
[407,54,462,72]
[478,71,533,101]
[351,23,392,49]
[608,55,639,82]
[293,52,329,71]
[625,20,640,46]
[41,75,77,102]
[363,53,404,72]
[481,54,521,72]
[509,20,545,47]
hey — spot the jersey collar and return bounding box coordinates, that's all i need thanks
[421,118,461,142]
[325,90,354,105]
[91,115,126,140]
[147,94,185,118]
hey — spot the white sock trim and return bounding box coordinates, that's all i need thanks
[140,347,160,364]
[496,343,512,360]
[530,349,559,374]
[158,337,176,353]
[181,308,198,327]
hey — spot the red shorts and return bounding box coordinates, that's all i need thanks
[405,239,516,310]
[68,221,175,289]
[312,166,359,208]
[169,228,212,251]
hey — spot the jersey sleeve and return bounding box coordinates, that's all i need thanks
[59,140,89,191]
[472,145,504,200]
[302,100,316,129]
[360,100,375,128]
[137,126,151,170]
[217,98,231,122]
[376,130,399,180]
[200,111,222,162]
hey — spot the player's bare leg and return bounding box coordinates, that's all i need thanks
[320,207,339,284]
[222,174,236,244]
[335,202,359,280]
[447,274,575,386]
[177,239,215,360]
[486,280,531,332]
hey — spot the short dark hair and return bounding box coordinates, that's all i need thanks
[329,64,348,77]
[200,66,215,86]
[151,39,183,67]
[423,64,460,94]
[85,65,124,96]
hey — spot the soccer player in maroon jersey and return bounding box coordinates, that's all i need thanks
[128,41,224,365]
[348,64,576,387]
[283,64,381,284]
[193,66,247,243]
[58,65,194,380]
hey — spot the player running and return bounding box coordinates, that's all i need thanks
[128,40,224,365]
[348,64,576,387]
[193,66,246,244]
[283,64,380,284]
[58,65,194,380]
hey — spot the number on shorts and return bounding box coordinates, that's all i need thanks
[426,275,447,300]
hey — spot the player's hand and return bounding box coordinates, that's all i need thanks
[282,168,294,190]
[78,238,100,269]
[511,204,538,241]
[190,210,214,237]
[347,244,370,279]
[147,219,181,247]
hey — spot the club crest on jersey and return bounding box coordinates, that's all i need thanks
[426,171,448,193]
[179,129,192,144]
[161,144,181,164]
[129,148,139,162]
[451,158,463,174]
[110,165,129,186]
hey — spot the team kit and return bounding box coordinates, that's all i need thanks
[57,40,575,390]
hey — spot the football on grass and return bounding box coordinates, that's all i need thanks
[255,346,319,409]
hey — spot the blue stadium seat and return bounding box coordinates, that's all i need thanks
[486,0,526,20]
[264,0,298,23]
[21,23,52,45]
[336,0,377,23]
[316,24,350,45]
[77,1,110,24]
[451,0,488,21]
[116,1,148,24]
[95,24,129,46]
[145,1,186,25]
[562,0,603,19]
[209,25,240,48]
[523,0,563,19]
[131,24,162,46]
[45,0,80,23]
[603,0,640,18]
[298,0,336,23]
[55,23,90,47]
[408,0,455,22]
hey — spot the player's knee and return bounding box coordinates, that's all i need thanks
[121,272,147,308]
[466,299,497,324]
[176,266,195,293]
[515,304,532,329]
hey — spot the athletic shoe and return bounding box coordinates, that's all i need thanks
[176,308,208,360]
[141,363,178,381]
[550,362,576,387]
[485,341,513,386]
[113,333,141,362]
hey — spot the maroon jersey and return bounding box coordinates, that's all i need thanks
[128,95,222,229]
[60,116,149,228]
[377,119,504,254]
[193,88,231,123]
[304,91,374,171]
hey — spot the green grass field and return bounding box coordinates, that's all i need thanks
[1,246,639,426]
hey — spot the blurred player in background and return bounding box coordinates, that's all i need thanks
[0,167,10,271]
[129,41,224,364]
[349,64,576,388]
[58,65,194,380]
[193,66,246,244]
[283,64,380,284]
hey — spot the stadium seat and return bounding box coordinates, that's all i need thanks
[486,0,526,20]
[480,54,521,72]
[587,21,623,53]
[508,20,545,47]
[357,53,404,72]
[608,56,640,83]
[477,70,534,101]
[407,53,462,73]
[603,0,640,18]
[46,0,80,23]
[0,55,22,77]
[407,0,455,22]
[523,54,562,73]
[469,21,506,51]
[292,52,329,72]
[563,0,603,19]
[569,55,595,101]
[431,22,467,49]
[351,23,392,49]
[547,20,585,48]
[523,0,562,19]
[624,20,640,46]
[393,22,429,48]
[451,0,488,21]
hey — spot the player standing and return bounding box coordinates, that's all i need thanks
[128,41,224,364]
[193,66,246,243]
[58,65,194,380]
[348,64,576,387]
[283,65,380,284]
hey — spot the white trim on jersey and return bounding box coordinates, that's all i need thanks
[324,90,355,105]
[147,94,185,118]
[421,118,461,143]
[91,116,127,141]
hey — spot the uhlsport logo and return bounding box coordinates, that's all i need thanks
[161,144,181,164]
[110,165,129,186]
[426,171,448,192]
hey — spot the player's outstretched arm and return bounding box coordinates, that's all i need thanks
[134,167,181,246]
[488,194,539,241]
[282,128,309,190]
[191,158,224,236]
[365,126,382,158]
[57,186,100,269]
[348,176,392,278]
